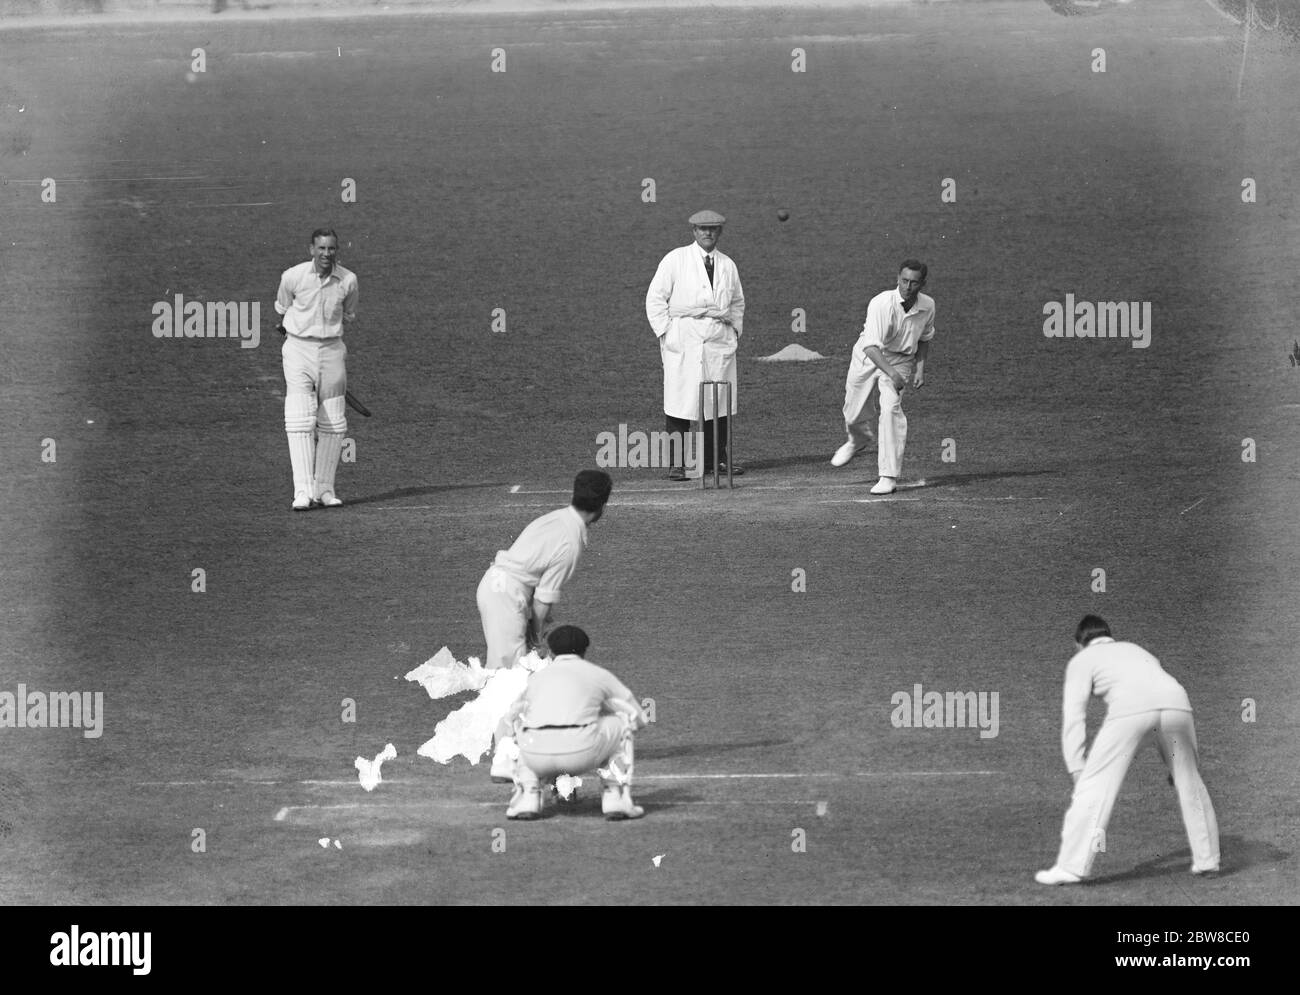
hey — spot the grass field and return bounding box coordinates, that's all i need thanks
[0,0,1297,906]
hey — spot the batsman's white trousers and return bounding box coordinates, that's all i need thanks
[516,715,635,787]
[282,333,346,404]
[1054,708,1220,877]
[476,566,530,671]
[842,361,912,479]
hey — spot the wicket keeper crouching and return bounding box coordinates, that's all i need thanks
[499,626,650,821]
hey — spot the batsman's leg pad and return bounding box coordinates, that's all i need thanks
[284,391,317,433]
[314,431,345,497]
[316,393,347,434]
[285,393,317,496]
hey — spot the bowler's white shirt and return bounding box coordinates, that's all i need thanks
[275,261,358,338]
[851,288,935,370]
[1061,637,1193,773]
[491,506,588,604]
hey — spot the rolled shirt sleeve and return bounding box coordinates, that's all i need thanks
[533,539,579,605]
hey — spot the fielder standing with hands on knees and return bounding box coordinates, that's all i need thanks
[275,227,358,510]
[646,209,745,480]
[831,260,934,495]
[1036,615,1221,885]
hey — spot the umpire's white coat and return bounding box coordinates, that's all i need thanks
[646,245,745,420]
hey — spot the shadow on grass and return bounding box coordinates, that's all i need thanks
[638,738,793,761]
[744,453,841,472]
[506,785,703,821]
[1090,835,1286,885]
[742,455,1063,491]
[907,469,1062,490]
[639,786,706,815]
[341,481,512,508]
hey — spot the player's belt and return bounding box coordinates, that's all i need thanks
[284,331,342,342]
[525,723,594,730]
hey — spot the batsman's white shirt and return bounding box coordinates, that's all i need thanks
[646,244,744,420]
[275,261,358,339]
[849,288,935,374]
[490,505,588,605]
[1061,637,1193,774]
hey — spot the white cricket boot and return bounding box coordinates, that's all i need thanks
[314,431,345,506]
[831,441,857,467]
[601,786,644,820]
[506,784,543,820]
[1034,866,1082,885]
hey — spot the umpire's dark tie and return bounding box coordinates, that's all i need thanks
[704,254,714,286]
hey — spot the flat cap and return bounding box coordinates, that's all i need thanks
[547,625,590,658]
[689,209,726,226]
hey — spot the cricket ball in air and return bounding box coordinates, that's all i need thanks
[777,209,790,222]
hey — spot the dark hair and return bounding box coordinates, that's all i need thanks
[1075,614,1112,647]
[311,228,339,244]
[547,625,590,657]
[899,259,928,282]
[572,470,613,512]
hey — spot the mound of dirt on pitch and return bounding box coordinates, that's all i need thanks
[757,344,828,362]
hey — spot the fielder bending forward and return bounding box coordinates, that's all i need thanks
[1036,615,1221,884]
[478,470,612,673]
[831,259,935,494]
[275,227,359,510]
[500,625,650,821]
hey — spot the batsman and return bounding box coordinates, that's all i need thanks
[275,227,358,511]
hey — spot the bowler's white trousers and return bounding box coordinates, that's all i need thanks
[842,360,912,479]
[1054,708,1220,877]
